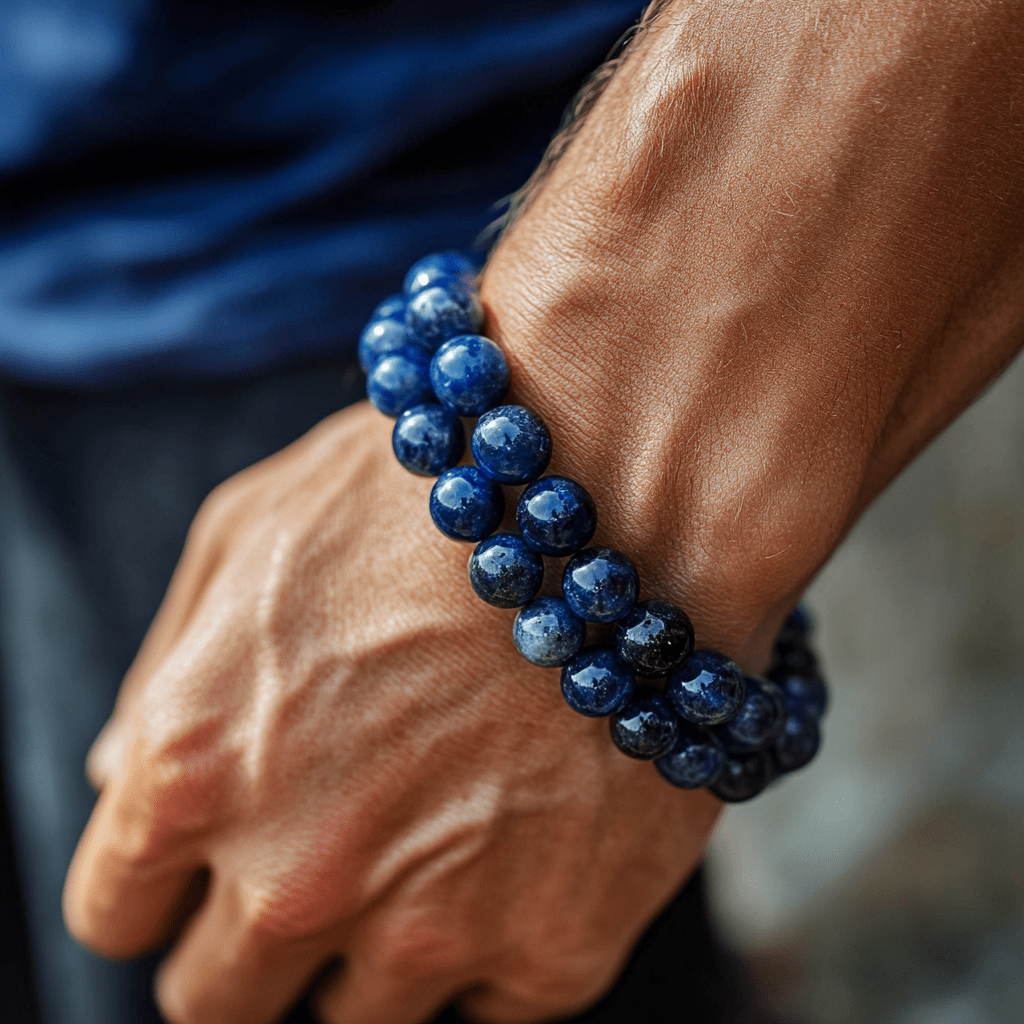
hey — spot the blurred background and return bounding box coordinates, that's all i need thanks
[708,353,1024,1024]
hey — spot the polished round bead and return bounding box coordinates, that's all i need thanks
[404,252,478,296]
[371,292,407,323]
[359,318,418,373]
[615,600,694,678]
[516,476,597,557]
[429,335,510,415]
[429,467,504,541]
[366,347,433,417]
[562,547,639,623]
[512,597,585,667]
[406,280,483,352]
[717,675,786,752]
[771,643,818,677]
[392,405,465,477]
[775,604,813,650]
[667,649,745,727]
[771,712,821,774]
[609,689,679,760]
[471,405,552,484]
[654,722,727,788]
[468,533,545,608]
[770,669,829,721]
[709,750,774,803]
[560,648,636,717]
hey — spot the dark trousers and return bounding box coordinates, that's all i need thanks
[0,356,758,1024]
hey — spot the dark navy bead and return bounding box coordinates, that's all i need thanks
[667,649,745,727]
[406,280,483,352]
[717,675,786,752]
[770,669,829,721]
[392,405,465,477]
[429,335,510,415]
[359,318,417,373]
[371,292,407,323]
[771,644,818,676]
[609,689,679,760]
[560,648,636,717]
[776,605,813,650]
[468,533,545,608]
[771,712,821,774]
[516,476,597,557]
[471,405,552,485]
[562,547,639,623]
[366,347,433,417]
[404,252,478,296]
[654,722,727,788]
[615,600,694,678]
[512,597,585,667]
[709,750,775,803]
[429,467,504,541]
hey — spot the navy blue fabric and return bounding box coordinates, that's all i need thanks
[0,0,643,385]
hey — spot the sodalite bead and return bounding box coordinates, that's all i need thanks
[717,675,786,752]
[429,467,504,541]
[516,476,597,557]
[513,596,585,667]
[392,405,465,477]
[359,318,417,373]
[366,347,433,417]
[771,712,821,774]
[615,600,694,678]
[609,689,679,760]
[406,279,483,352]
[560,648,635,718]
[654,722,727,788]
[468,533,544,608]
[429,335,509,415]
[371,293,407,323]
[404,252,478,296]
[471,406,551,485]
[776,604,813,650]
[667,650,745,727]
[709,750,774,803]
[770,669,828,721]
[562,547,638,623]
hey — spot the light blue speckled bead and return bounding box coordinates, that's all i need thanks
[512,597,585,667]
[471,405,552,485]
[429,335,510,415]
[404,252,478,296]
[366,347,433,417]
[406,278,483,352]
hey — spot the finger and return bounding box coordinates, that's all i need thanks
[64,784,202,958]
[156,870,336,1024]
[457,979,609,1024]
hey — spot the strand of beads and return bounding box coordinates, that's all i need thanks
[362,252,829,803]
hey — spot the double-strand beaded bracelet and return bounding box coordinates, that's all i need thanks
[361,252,829,803]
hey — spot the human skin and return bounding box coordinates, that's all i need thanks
[64,2,1024,1023]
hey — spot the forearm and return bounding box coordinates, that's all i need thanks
[481,0,1024,667]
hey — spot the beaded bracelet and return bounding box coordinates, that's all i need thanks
[361,252,828,803]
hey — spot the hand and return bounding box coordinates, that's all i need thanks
[64,402,721,1024]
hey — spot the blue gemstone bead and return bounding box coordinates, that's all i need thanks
[615,600,694,678]
[516,476,597,557]
[429,467,504,541]
[560,648,636,718]
[776,604,813,649]
[654,722,727,788]
[371,292,407,323]
[771,712,821,774]
[404,252,478,296]
[359,318,418,373]
[406,280,483,352]
[429,335,510,416]
[468,533,545,608]
[667,649,746,727]
[609,689,679,760]
[709,750,775,803]
[561,547,639,623]
[512,596,585,667]
[771,643,819,678]
[392,404,465,477]
[717,675,786,752]
[366,347,433,417]
[770,669,829,721]
[471,405,552,484]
